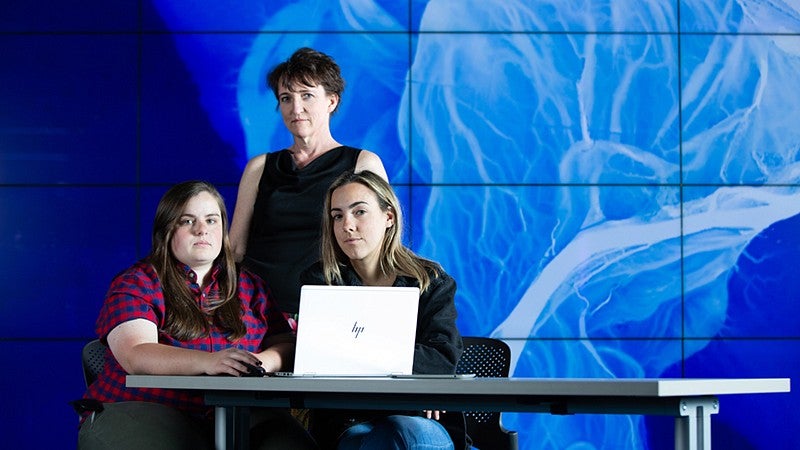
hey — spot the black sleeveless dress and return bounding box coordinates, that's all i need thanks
[243,146,361,313]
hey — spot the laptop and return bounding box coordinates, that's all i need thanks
[286,285,421,377]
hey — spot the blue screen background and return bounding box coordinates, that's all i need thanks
[1,1,798,448]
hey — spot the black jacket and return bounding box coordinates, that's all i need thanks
[299,262,469,449]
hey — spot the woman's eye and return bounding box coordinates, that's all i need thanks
[206,218,217,225]
[179,218,194,226]
[331,214,342,221]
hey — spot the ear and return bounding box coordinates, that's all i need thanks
[328,94,339,112]
[385,209,395,229]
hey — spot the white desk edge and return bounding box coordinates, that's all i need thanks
[126,375,791,397]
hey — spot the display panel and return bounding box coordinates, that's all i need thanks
[411,185,685,340]
[0,340,90,449]
[680,33,800,185]
[684,339,800,450]
[0,0,138,32]
[1,0,798,449]
[407,26,680,186]
[0,34,139,185]
[414,0,677,33]
[679,0,800,33]
[0,187,139,337]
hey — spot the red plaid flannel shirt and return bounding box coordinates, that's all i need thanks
[82,261,290,420]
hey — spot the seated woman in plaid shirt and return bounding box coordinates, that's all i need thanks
[77,181,317,450]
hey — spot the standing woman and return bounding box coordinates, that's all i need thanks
[77,181,316,450]
[230,47,387,317]
[301,171,468,450]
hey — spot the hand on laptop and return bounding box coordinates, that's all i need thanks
[204,347,264,376]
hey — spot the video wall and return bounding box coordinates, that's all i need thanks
[1,1,798,448]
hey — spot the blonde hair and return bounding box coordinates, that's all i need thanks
[319,171,440,292]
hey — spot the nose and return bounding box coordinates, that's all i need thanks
[291,97,303,114]
[341,215,356,232]
[193,221,208,235]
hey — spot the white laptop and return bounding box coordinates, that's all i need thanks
[288,285,420,377]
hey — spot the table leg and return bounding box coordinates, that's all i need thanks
[674,397,719,450]
[214,405,251,450]
[234,406,250,449]
[215,406,227,450]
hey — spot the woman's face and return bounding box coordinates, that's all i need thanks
[277,81,338,140]
[330,182,394,269]
[170,191,223,275]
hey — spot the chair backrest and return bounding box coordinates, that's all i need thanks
[456,336,519,450]
[456,336,511,378]
[82,339,107,388]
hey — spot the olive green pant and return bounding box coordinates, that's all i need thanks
[78,401,317,450]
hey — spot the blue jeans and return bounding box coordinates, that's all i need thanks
[338,415,455,450]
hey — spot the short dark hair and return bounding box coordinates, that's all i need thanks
[267,47,345,113]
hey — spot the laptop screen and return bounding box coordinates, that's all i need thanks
[292,285,420,376]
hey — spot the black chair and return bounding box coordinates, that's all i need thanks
[81,339,107,388]
[456,336,519,450]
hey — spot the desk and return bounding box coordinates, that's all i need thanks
[127,376,789,450]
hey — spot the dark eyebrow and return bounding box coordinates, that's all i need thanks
[279,86,313,95]
[179,213,220,219]
[330,201,368,214]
